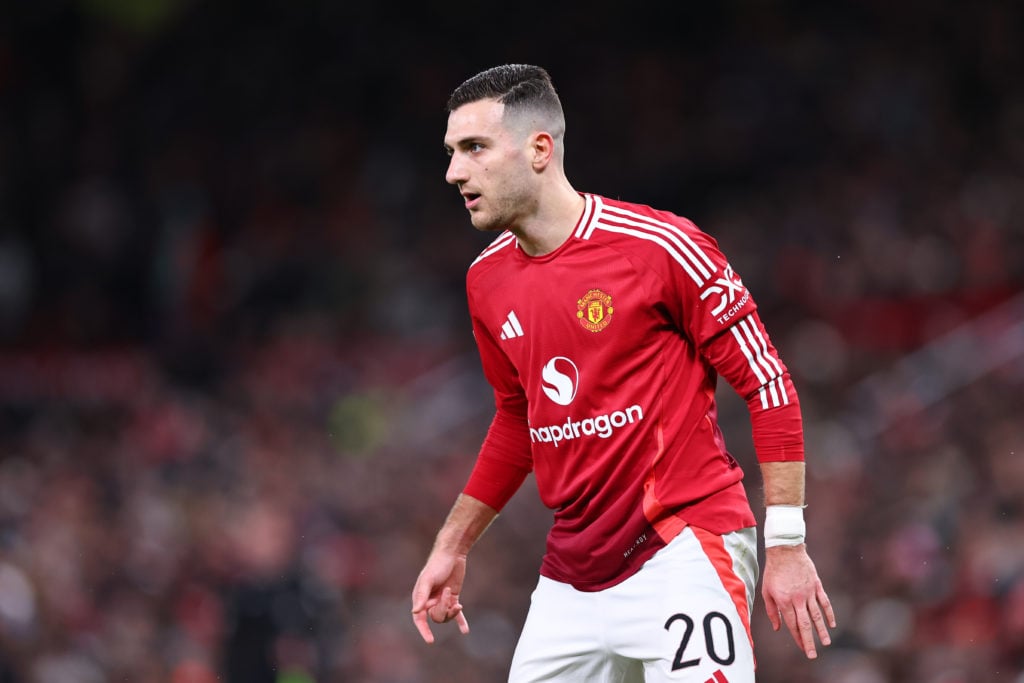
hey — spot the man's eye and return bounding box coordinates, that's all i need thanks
[469,143,484,153]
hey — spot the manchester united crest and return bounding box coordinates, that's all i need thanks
[577,288,614,332]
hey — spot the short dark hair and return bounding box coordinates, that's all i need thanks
[446,64,563,121]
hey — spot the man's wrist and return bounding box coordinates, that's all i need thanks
[764,504,806,548]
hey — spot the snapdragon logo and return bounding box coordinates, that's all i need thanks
[529,406,645,447]
[541,356,578,406]
[532,355,643,448]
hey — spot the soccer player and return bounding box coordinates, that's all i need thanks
[411,64,835,682]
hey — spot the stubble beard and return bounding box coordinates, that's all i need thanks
[469,206,504,233]
[469,183,537,234]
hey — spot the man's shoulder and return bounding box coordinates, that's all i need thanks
[585,194,723,286]
[586,194,715,252]
[466,230,516,287]
[469,231,516,267]
[591,194,703,237]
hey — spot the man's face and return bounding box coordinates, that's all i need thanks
[443,99,536,233]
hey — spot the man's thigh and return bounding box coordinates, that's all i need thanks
[612,526,758,683]
[509,527,758,683]
[508,575,644,683]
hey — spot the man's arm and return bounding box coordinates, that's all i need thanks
[661,224,837,660]
[411,404,531,643]
[411,493,499,643]
[759,461,836,659]
[693,303,837,659]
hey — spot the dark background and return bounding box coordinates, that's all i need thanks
[0,1,1022,681]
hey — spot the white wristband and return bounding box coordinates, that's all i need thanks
[764,505,806,548]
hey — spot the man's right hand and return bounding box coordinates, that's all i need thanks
[411,551,470,643]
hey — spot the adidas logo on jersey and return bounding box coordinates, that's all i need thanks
[499,310,524,340]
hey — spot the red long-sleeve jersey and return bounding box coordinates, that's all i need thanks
[463,194,804,591]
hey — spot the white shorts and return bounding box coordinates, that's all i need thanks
[508,526,758,683]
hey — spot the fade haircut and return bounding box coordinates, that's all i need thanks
[447,64,566,143]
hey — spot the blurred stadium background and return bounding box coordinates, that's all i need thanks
[0,1,1022,681]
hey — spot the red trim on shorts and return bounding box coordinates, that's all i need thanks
[691,526,755,662]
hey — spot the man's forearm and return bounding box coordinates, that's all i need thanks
[433,493,500,555]
[759,461,806,506]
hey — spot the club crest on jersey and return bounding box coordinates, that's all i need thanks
[576,288,614,332]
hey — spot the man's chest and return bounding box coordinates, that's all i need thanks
[477,254,668,406]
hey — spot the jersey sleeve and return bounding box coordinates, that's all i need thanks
[700,309,805,461]
[461,286,534,510]
[658,218,805,462]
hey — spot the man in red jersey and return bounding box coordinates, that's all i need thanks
[411,64,836,682]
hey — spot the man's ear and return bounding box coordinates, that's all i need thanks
[529,131,555,171]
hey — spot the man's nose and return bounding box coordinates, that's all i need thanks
[445,154,465,186]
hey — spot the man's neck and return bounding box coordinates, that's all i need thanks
[511,184,585,257]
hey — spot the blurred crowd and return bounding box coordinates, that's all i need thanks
[0,1,1022,681]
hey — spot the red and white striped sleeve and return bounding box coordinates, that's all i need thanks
[702,308,805,462]
[658,215,805,463]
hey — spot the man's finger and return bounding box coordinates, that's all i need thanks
[795,606,817,659]
[428,587,457,622]
[763,591,781,632]
[776,600,796,642]
[412,609,435,644]
[410,575,437,614]
[818,585,837,628]
[809,600,832,647]
[456,609,470,634]
[780,604,803,652]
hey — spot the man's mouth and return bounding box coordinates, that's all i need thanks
[462,192,481,209]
